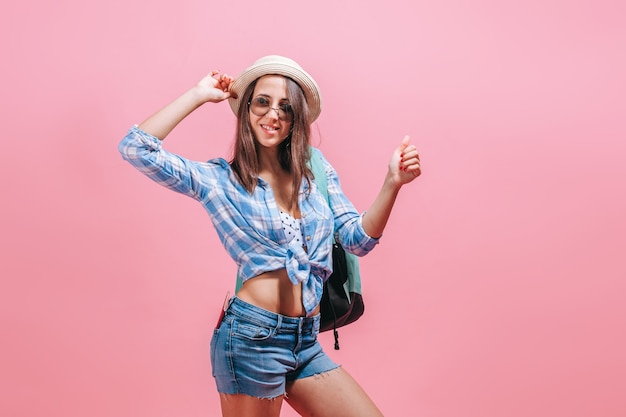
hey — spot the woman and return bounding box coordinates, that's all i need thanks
[119,55,421,417]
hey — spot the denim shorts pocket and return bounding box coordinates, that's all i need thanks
[209,328,220,377]
[232,320,275,341]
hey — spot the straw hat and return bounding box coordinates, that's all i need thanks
[228,55,322,122]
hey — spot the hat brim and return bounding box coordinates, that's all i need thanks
[228,59,321,123]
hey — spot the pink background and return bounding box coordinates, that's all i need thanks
[2,0,625,416]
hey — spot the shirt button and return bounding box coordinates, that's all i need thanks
[302,213,306,218]
[306,236,311,241]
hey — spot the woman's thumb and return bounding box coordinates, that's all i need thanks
[399,135,411,151]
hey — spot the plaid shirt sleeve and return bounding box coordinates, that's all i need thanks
[118,125,216,201]
[317,151,380,256]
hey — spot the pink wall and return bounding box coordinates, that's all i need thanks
[2,0,625,416]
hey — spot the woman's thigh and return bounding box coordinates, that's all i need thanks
[285,367,384,417]
[219,393,284,417]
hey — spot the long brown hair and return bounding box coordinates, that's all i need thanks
[230,76,313,206]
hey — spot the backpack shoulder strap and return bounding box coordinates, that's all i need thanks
[309,147,328,201]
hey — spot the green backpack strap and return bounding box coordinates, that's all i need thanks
[235,270,243,293]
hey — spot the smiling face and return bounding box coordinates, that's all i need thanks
[249,75,293,149]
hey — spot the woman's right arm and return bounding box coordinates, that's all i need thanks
[138,70,236,140]
[118,71,236,200]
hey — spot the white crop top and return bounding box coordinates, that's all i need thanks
[279,211,306,248]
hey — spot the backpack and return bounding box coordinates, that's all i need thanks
[309,147,365,350]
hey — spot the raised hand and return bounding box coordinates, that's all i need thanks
[389,135,421,185]
[194,70,237,103]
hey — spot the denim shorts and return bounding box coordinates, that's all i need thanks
[210,296,339,398]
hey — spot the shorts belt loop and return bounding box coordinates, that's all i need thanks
[276,315,283,333]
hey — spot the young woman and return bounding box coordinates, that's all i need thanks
[119,55,421,417]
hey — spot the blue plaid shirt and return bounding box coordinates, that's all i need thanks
[118,126,379,316]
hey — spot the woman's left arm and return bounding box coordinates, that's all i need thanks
[362,136,421,238]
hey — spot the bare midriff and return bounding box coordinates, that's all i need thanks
[236,268,320,317]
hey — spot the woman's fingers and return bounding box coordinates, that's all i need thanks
[399,145,420,169]
[398,141,421,179]
[216,74,237,98]
[197,71,238,101]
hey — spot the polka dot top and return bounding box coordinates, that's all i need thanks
[280,211,306,248]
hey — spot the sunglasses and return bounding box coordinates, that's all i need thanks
[248,96,293,122]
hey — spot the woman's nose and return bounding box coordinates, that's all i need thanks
[266,107,280,120]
